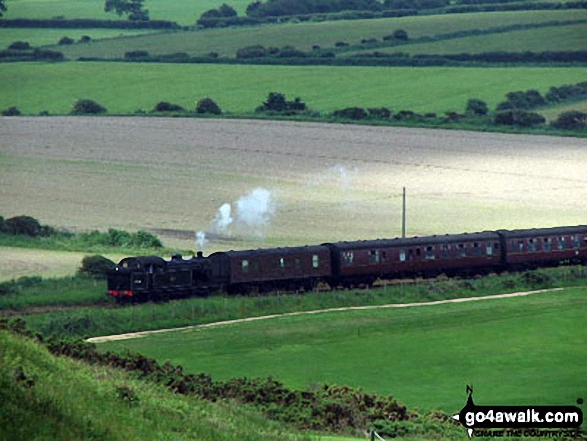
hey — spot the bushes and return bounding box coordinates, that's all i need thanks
[332,107,368,120]
[152,101,186,113]
[71,99,107,115]
[78,255,115,279]
[7,41,31,50]
[58,36,74,45]
[196,98,222,115]
[1,216,43,237]
[551,111,587,130]
[1,106,21,116]
[256,92,307,114]
[494,110,545,127]
[124,50,150,60]
[466,98,488,116]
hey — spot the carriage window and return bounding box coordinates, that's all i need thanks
[486,245,493,256]
[518,240,525,252]
[343,252,354,265]
[543,238,552,251]
[416,248,421,258]
[572,235,580,248]
[528,239,537,252]
[558,237,567,250]
[425,246,435,260]
[312,255,320,268]
[242,260,249,273]
[279,258,285,270]
[381,251,387,262]
[441,245,450,259]
[369,250,380,263]
[472,242,482,257]
[295,258,301,269]
[253,261,260,272]
[509,241,516,252]
[457,244,466,258]
[399,250,406,262]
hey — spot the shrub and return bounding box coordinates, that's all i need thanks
[1,215,42,236]
[334,41,349,47]
[153,101,185,112]
[256,93,307,113]
[196,98,222,115]
[8,41,31,50]
[71,99,107,115]
[368,107,391,118]
[494,110,545,127]
[79,35,92,43]
[78,255,116,279]
[550,111,587,130]
[466,98,488,116]
[1,106,21,116]
[58,36,74,45]
[124,50,149,59]
[236,45,267,59]
[332,107,368,120]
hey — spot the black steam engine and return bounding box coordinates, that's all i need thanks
[107,225,587,301]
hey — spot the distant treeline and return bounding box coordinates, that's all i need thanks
[197,0,587,28]
[0,48,64,61]
[0,18,180,29]
[99,49,587,67]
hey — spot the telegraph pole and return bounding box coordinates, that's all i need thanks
[402,187,406,238]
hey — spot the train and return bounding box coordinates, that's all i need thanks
[107,225,587,301]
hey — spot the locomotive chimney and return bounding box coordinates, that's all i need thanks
[197,251,204,258]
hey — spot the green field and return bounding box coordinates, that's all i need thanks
[2,62,587,115]
[345,22,587,56]
[50,10,587,59]
[0,28,159,49]
[99,289,587,414]
[2,0,253,25]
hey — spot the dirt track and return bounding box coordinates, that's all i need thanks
[86,287,563,343]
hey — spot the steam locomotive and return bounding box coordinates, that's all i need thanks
[107,225,587,302]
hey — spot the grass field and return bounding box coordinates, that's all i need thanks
[2,0,253,25]
[0,28,159,49]
[2,117,586,252]
[0,247,88,281]
[2,62,587,116]
[0,246,125,282]
[344,22,587,56]
[49,10,587,58]
[98,288,587,413]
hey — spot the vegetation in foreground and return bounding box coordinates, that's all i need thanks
[0,328,313,441]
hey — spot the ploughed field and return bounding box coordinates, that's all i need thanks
[1,117,586,252]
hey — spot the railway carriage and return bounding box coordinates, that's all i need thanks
[324,232,503,287]
[208,246,332,294]
[499,225,587,269]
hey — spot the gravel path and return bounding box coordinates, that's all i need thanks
[86,287,563,343]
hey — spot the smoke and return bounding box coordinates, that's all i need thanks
[195,231,208,252]
[202,188,276,240]
[235,188,275,230]
[311,165,358,187]
[213,203,233,230]
[310,165,359,210]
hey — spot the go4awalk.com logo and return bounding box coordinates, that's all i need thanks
[452,386,584,438]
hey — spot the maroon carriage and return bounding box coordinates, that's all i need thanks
[324,232,503,286]
[209,246,332,294]
[499,225,587,269]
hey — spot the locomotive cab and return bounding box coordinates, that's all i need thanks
[107,256,166,299]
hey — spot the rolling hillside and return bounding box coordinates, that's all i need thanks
[48,10,587,59]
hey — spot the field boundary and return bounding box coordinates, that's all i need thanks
[87,287,565,343]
